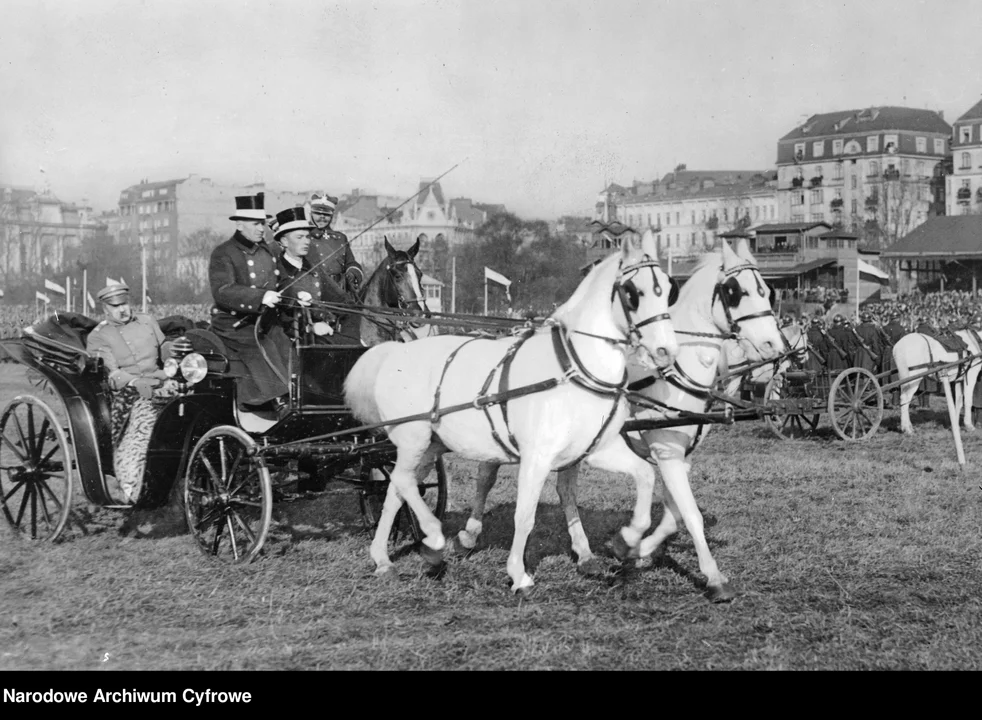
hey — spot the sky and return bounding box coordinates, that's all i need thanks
[1,0,980,220]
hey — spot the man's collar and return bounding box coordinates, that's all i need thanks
[282,254,303,270]
[232,230,271,255]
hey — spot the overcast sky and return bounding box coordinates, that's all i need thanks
[1,0,979,220]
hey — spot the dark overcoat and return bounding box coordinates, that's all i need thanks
[276,254,349,341]
[208,230,291,406]
[852,322,883,372]
[307,229,364,292]
[825,326,855,370]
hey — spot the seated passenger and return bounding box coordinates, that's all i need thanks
[272,206,351,342]
[86,283,173,502]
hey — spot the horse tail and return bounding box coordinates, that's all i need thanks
[344,341,399,424]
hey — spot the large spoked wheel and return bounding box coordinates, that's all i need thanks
[763,371,820,440]
[0,395,74,541]
[184,425,272,564]
[829,367,884,442]
[359,456,448,545]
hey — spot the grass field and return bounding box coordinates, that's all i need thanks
[1,362,981,670]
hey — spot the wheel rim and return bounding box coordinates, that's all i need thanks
[0,396,73,541]
[184,427,272,563]
[829,369,883,441]
[359,457,448,545]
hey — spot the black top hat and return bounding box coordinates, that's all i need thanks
[229,192,267,221]
[273,206,315,239]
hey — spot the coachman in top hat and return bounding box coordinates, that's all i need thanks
[208,192,291,411]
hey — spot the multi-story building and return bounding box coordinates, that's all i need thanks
[594,169,779,257]
[947,96,982,215]
[0,185,105,291]
[113,175,310,289]
[775,106,950,248]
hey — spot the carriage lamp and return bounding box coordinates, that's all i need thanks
[163,357,180,378]
[179,353,208,385]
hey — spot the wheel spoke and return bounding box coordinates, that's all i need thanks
[30,484,38,537]
[25,404,38,459]
[34,415,51,462]
[3,476,29,504]
[194,506,223,533]
[226,515,239,559]
[36,477,65,512]
[231,509,258,545]
[198,454,224,491]
[1,430,27,462]
[210,511,226,555]
[37,441,63,468]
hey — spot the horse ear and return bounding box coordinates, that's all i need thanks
[640,228,659,260]
[384,236,396,256]
[620,232,642,260]
[720,238,740,270]
[408,237,420,259]
[733,237,757,266]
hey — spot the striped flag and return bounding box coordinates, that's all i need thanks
[87,292,96,310]
[484,267,512,302]
[36,291,51,303]
[44,279,66,294]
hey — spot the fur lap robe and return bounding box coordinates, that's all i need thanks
[110,386,157,503]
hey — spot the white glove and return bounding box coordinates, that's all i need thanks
[313,321,333,336]
[296,291,312,308]
[261,290,282,308]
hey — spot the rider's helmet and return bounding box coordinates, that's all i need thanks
[833,314,845,325]
[811,317,823,326]
[860,312,872,323]
[304,192,338,231]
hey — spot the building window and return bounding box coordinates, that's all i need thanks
[794,142,805,161]
[961,152,971,169]
[810,189,823,204]
[915,160,925,177]
[833,163,843,180]
[851,176,857,189]
[810,213,824,222]
[916,136,926,153]
[755,206,760,219]
[791,214,805,223]
[675,212,680,225]
[961,126,972,143]
[141,190,152,198]
[868,161,879,177]
[884,134,899,153]
[791,192,804,206]
[691,211,695,225]
[158,188,168,196]
[833,139,843,155]
[813,141,825,157]
[851,199,858,215]
[934,138,945,154]
[867,136,879,153]
[723,209,728,221]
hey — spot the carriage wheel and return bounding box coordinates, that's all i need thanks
[359,456,448,545]
[763,372,819,440]
[829,367,884,442]
[184,425,272,564]
[0,395,74,541]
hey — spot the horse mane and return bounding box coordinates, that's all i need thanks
[550,252,621,325]
[358,256,391,304]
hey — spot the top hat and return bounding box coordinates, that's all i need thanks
[229,192,267,221]
[273,206,315,240]
[97,283,131,306]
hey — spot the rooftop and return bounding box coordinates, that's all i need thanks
[780,106,950,141]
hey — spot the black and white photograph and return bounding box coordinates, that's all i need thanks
[1,0,981,672]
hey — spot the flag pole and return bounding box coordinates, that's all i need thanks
[82,268,87,314]
[451,256,456,314]
[484,276,488,316]
[66,275,71,312]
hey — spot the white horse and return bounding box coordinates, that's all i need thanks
[719,322,806,399]
[893,328,982,434]
[458,237,786,602]
[344,231,680,593]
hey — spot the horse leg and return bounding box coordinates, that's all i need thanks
[369,481,405,579]
[385,426,447,568]
[506,455,553,594]
[555,464,602,576]
[583,436,655,563]
[456,461,500,551]
[899,377,920,434]
[963,369,978,431]
[644,433,733,602]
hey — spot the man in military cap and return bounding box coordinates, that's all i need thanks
[87,283,169,397]
[825,314,855,371]
[304,192,364,297]
[804,316,829,373]
[209,192,291,413]
[86,283,172,502]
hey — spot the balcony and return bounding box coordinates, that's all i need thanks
[705,216,719,230]
[791,177,804,189]
[830,198,844,210]
[883,168,901,181]
[865,195,879,208]
[957,187,972,203]
[809,176,823,187]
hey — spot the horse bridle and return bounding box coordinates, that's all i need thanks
[712,263,776,338]
[612,256,675,348]
[385,256,429,320]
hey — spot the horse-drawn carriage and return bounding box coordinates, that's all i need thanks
[0,242,454,562]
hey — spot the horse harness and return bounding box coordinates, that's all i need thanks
[428,323,628,470]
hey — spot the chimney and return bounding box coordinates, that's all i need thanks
[937,110,944,120]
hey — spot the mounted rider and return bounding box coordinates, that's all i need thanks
[304,193,364,299]
[272,205,350,343]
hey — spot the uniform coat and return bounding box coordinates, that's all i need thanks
[825,325,855,370]
[805,325,829,373]
[852,321,883,372]
[276,254,349,341]
[208,230,291,406]
[87,313,167,391]
[307,228,364,292]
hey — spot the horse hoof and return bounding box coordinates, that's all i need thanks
[452,536,475,557]
[513,585,534,600]
[611,532,639,562]
[375,566,399,582]
[576,557,604,577]
[418,542,445,568]
[705,582,736,603]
